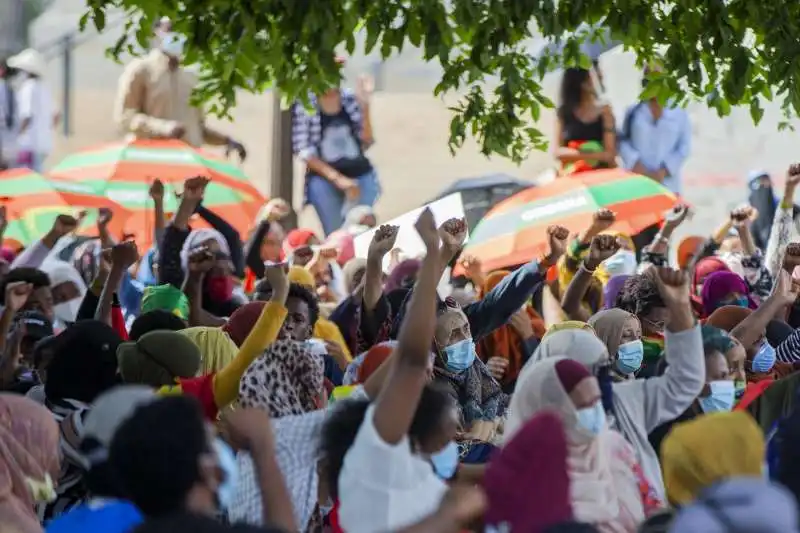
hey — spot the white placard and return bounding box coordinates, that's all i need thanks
[354,192,468,273]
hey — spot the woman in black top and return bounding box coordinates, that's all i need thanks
[553,68,617,172]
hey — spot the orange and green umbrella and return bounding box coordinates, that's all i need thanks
[47,139,265,250]
[0,168,130,250]
[48,138,263,199]
[459,169,679,273]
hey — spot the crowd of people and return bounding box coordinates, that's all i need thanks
[0,154,797,533]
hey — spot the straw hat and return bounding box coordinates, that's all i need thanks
[8,48,46,77]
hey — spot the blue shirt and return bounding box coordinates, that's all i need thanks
[46,499,142,533]
[619,103,691,195]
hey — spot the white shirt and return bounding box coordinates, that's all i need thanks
[16,76,55,154]
[338,405,447,533]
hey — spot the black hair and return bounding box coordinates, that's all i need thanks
[44,321,121,404]
[129,310,187,341]
[557,68,590,121]
[321,383,454,500]
[110,395,209,517]
[0,267,50,304]
[80,436,126,498]
[615,274,665,318]
[254,281,320,326]
[131,512,286,533]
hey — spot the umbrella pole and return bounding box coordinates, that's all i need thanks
[270,91,297,229]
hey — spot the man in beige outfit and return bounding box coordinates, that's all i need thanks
[114,31,246,159]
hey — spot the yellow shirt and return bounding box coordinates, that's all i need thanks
[114,50,227,148]
[158,300,288,410]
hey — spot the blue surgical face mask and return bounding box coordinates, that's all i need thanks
[720,296,749,308]
[212,438,238,510]
[429,441,459,480]
[443,338,476,373]
[602,250,638,277]
[752,342,776,373]
[699,380,736,413]
[616,340,644,374]
[575,402,606,437]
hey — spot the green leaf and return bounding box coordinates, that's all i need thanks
[82,0,800,163]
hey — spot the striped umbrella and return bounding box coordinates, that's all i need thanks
[47,139,265,250]
[48,139,263,199]
[460,169,679,273]
[0,168,130,250]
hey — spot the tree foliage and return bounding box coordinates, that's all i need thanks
[82,0,800,163]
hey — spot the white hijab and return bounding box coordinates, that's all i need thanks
[40,257,87,325]
[506,357,645,532]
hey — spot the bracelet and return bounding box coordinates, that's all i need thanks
[580,261,597,273]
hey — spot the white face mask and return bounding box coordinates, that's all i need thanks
[53,298,81,325]
[159,32,185,59]
[602,249,638,276]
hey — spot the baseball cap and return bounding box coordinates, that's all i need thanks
[16,310,54,341]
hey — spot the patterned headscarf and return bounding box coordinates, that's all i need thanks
[0,394,60,533]
[239,339,325,418]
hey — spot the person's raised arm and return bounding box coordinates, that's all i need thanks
[562,234,619,320]
[13,214,78,269]
[363,224,399,313]
[465,225,568,341]
[159,176,208,287]
[731,269,800,350]
[373,208,441,445]
[221,409,297,532]
[211,264,289,408]
[622,266,705,432]
[244,199,291,279]
[566,209,615,271]
[148,178,166,246]
[96,208,116,249]
[95,242,139,326]
[355,76,375,148]
[766,164,800,277]
[182,246,226,327]
[645,205,691,258]
[195,204,245,277]
[731,206,758,257]
[437,218,468,283]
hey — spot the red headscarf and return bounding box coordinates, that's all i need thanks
[356,342,395,383]
[222,301,266,347]
[283,228,317,255]
[484,411,573,531]
[691,257,730,315]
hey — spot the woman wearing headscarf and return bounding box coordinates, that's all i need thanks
[39,258,87,328]
[476,269,546,393]
[588,308,642,381]
[602,275,630,310]
[661,411,764,506]
[690,257,729,313]
[384,258,421,293]
[647,325,739,460]
[484,412,574,532]
[669,479,799,533]
[179,326,238,375]
[0,394,60,533]
[507,358,653,531]
[159,177,245,318]
[530,267,704,504]
[700,270,757,317]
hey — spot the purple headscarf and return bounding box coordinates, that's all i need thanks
[603,275,631,309]
[384,258,421,292]
[701,270,756,317]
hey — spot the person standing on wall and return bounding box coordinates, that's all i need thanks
[114,27,247,159]
[7,49,58,172]
[618,64,692,196]
[618,64,692,252]
[292,57,380,236]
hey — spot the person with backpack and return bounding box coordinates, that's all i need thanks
[618,64,692,196]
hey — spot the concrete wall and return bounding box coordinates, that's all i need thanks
[0,0,26,58]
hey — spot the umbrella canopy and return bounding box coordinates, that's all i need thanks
[48,139,262,199]
[432,174,534,230]
[47,139,265,250]
[0,168,130,250]
[94,179,264,251]
[460,169,679,273]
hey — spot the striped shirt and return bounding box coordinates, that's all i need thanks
[291,89,364,162]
